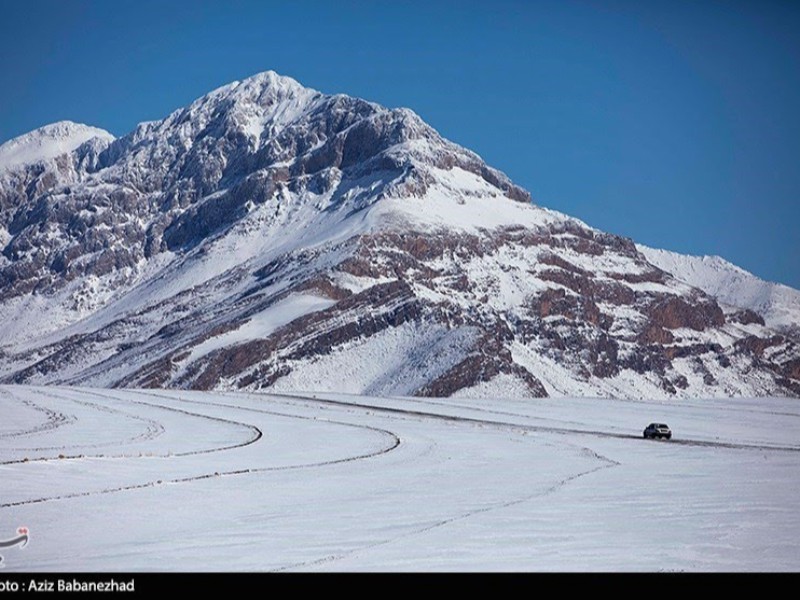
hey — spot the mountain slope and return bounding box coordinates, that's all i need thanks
[638,245,800,337]
[0,71,797,399]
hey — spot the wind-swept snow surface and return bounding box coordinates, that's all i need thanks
[1,386,798,571]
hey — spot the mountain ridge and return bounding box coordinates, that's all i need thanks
[0,71,797,399]
[638,244,800,336]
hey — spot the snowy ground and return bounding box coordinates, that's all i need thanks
[1,385,799,571]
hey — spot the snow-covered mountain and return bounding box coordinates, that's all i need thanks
[0,71,797,398]
[638,245,800,337]
[0,121,115,172]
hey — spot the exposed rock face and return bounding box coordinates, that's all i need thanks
[0,71,797,399]
[647,295,725,331]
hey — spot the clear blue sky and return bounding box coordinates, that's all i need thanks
[1,0,798,288]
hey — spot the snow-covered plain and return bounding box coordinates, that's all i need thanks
[1,385,799,571]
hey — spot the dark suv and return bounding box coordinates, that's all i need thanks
[643,423,672,440]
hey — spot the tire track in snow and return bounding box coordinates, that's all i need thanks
[0,388,76,439]
[284,391,595,430]
[0,431,399,510]
[0,389,400,509]
[274,440,621,571]
[278,393,800,453]
[0,388,166,463]
[81,387,263,457]
[103,388,400,453]
[0,386,261,465]
[348,393,800,453]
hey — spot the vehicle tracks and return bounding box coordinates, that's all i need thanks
[276,393,800,453]
[274,437,621,571]
[0,388,400,509]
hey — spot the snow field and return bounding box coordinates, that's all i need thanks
[1,386,799,571]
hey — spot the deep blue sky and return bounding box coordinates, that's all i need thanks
[1,1,798,288]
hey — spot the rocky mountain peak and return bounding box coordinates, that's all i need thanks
[228,70,313,100]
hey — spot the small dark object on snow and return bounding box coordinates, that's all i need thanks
[643,423,672,440]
